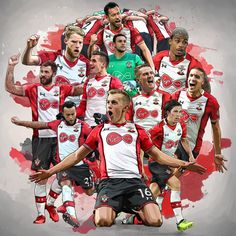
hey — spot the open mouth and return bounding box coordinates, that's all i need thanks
[189,82,196,87]
[74,49,79,53]
[108,111,113,116]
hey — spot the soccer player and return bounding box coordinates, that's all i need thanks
[127,64,170,130]
[153,27,210,94]
[107,34,143,97]
[21,25,90,106]
[11,101,94,228]
[88,2,154,71]
[29,89,206,227]
[171,67,227,173]
[148,100,194,231]
[5,54,83,224]
[76,51,123,127]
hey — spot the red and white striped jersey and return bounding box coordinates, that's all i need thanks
[149,119,186,157]
[153,50,202,94]
[84,122,153,179]
[96,24,143,55]
[172,89,220,153]
[23,83,73,137]
[48,119,91,165]
[38,50,90,105]
[77,74,123,127]
[127,89,170,130]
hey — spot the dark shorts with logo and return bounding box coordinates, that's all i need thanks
[31,137,57,171]
[175,141,199,161]
[148,161,173,191]
[95,178,156,213]
[57,164,94,189]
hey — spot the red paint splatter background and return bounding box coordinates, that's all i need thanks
[8,8,231,233]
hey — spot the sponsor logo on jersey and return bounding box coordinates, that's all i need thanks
[126,61,132,68]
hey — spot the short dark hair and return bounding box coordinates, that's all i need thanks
[92,50,109,68]
[41,60,57,74]
[170,27,189,40]
[104,2,119,15]
[108,89,131,106]
[113,33,127,43]
[62,101,76,112]
[164,99,182,117]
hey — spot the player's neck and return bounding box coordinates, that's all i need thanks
[187,89,202,98]
[169,51,184,61]
[115,51,125,59]
[166,118,176,126]
[141,88,154,96]
[96,69,108,77]
[65,51,79,62]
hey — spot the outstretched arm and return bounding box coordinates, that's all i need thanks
[29,145,91,182]
[21,34,40,65]
[147,146,206,174]
[11,116,48,129]
[211,120,227,173]
[5,53,24,96]
[181,138,195,162]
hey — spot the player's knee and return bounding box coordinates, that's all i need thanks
[146,216,163,227]
[95,217,113,227]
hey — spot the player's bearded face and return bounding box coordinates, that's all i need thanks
[39,66,54,86]
[108,7,122,29]
[66,34,83,59]
[63,107,76,125]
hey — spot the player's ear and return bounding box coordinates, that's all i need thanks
[64,37,68,45]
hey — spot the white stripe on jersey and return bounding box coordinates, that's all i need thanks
[57,120,83,166]
[85,76,112,127]
[132,91,164,130]
[161,121,183,157]
[159,56,190,94]
[178,91,207,150]
[37,86,60,137]
[100,123,142,178]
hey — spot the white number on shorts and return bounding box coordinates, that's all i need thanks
[138,188,152,199]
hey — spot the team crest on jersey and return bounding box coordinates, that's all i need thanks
[196,102,203,111]
[54,89,59,96]
[153,98,159,105]
[100,195,109,203]
[101,80,109,87]
[73,124,79,132]
[62,171,67,177]
[166,169,171,174]
[177,65,186,75]
[78,67,85,77]
[177,129,182,136]
[126,61,132,68]
[34,158,41,167]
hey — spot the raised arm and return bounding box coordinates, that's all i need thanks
[137,41,155,71]
[5,53,24,96]
[11,116,48,129]
[211,120,227,172]
[21,34,40,65]
[29,145,91,182]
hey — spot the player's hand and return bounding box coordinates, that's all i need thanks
[11,116,20,125]
[90,34,98,45]
[183,162,206,175]
[214,154,227,173]
[8,53,20,66]
[27,34,40,48]
[29,169,51,183]
[189,155,196,163]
